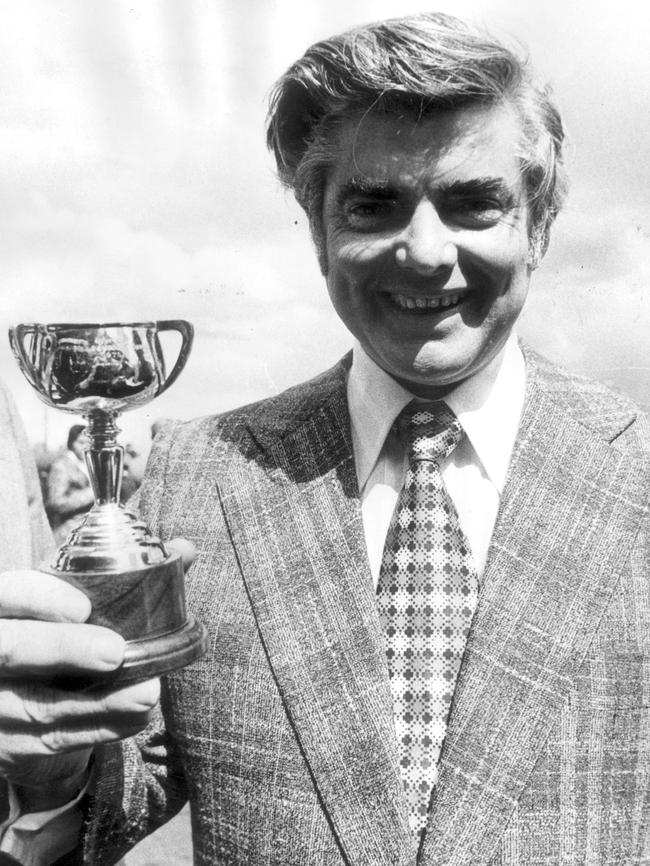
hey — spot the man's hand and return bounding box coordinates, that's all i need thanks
[0,568,161,810]
[0,539,196,812]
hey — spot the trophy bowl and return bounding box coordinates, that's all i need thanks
[9,320,207,684]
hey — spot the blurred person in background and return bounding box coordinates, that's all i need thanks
[150,418,171,440]
[120,443,142,505]
[31,441,57,521]
[46,424,94,544]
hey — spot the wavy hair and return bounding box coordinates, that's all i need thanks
[267,13,568,268]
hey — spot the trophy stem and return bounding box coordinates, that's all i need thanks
[84,409,123,505]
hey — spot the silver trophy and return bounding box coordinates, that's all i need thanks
[9,321,207,683]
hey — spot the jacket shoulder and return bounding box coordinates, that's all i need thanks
[524,347,649,457]
[149,355,351,460]
[138,357,351,529]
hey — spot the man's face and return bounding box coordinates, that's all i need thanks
[321,103,534,397]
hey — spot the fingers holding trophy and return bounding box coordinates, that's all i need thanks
[8,320,207,683]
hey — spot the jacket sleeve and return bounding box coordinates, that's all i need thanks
[0,380,54,567]
[77,693,188,865]
[0,382,56,849]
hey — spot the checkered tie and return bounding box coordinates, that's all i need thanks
[376,401,479,835]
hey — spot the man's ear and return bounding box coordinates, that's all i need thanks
[527,222,549,270]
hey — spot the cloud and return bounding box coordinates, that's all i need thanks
[0,191,320,318]
[519,203,650,406]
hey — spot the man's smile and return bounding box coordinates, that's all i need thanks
[382,290,469,313]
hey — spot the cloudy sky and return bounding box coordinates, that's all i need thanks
[1,0,648,457]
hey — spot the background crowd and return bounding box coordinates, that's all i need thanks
[34,424,143,544]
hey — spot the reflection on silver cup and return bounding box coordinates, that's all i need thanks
[9,320,207,683]
[10,321,191,413]
[50,332,156,402]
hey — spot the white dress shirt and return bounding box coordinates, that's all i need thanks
[347,334,526,584]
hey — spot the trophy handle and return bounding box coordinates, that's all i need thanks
[155,320,194,396]
[8,324,49,399]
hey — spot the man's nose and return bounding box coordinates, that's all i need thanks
[395,200,457,274]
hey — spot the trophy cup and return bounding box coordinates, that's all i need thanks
[8,321,207,684]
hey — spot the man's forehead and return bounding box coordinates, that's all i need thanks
[327,103,524,190]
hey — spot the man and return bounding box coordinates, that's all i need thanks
[0,12,648,866]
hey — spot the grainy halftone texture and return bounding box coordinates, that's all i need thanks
[77,347,649,866]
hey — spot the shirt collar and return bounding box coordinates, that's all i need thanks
[347,334,526,494]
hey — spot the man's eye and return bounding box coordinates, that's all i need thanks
[344,200,397,229]
[446,199,505,226]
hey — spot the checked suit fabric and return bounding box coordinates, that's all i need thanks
[376,401,479,834]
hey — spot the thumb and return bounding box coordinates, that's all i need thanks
[166,537,197,571]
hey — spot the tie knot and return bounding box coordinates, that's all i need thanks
[397,402,463,464]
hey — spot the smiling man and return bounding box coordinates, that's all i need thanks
[320,103,532,395]
[0,12,648,866]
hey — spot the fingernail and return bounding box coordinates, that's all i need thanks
[91,632,125,669]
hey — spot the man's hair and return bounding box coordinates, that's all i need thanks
[266,13,568,268]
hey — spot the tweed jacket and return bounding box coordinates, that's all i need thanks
[81,348,650,866]
[0,379,52,572]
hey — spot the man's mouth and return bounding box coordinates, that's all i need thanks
[384,291,468,312]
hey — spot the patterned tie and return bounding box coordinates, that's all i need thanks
[376,402,479,835]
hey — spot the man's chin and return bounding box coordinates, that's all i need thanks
[377,337,504,397]
[384,360,474,399]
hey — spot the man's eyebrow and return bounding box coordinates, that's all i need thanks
[438,177,518,200]
[335,177,397,205]
[334,176,520,205]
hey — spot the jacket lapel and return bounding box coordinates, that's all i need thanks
[420,368,649,866]
[216,363,415,866]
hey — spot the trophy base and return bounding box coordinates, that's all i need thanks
[46,551,208,685]
[115,614,207,684]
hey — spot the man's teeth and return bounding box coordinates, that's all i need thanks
[391,292,466,310]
